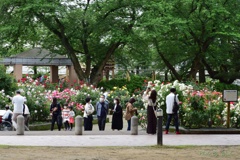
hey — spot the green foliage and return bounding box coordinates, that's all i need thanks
[0,65,17,108]
[0,65,17,96]
[212,82,240,92]
[0,0,144,84]
[97,76,145,94]
[138,110,147,129]
[107,86,131,111]
[183,110,209,128]
[98,79,127,91]
[20,85,51,122]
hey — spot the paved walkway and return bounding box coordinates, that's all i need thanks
[1,119,240,147]
[1,134,240,147]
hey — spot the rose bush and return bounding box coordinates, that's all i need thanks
[1,74,240,129]
[140,80,240,129]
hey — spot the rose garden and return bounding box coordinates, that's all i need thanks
[1,65,240,131]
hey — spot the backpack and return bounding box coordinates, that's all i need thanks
[172,95,179,113]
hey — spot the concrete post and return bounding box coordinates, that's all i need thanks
[131,116,138,135]
[75,116,83,135]
[17,115,24,135]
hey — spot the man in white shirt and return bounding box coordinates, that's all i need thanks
[2,105,13,122]
[165,88,180,134]
[12,90,25,128]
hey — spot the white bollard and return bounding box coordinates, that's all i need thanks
[131,116,138,135]
[75,115,83,135]
[17,115,25,135]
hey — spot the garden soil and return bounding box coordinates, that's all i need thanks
[0,146,240,160]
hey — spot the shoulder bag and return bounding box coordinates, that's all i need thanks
[172,95,179,113]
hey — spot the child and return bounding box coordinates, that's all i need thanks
[68,106,75,131]
[62,103,70,131]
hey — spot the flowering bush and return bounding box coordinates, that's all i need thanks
[107,86,130,113]
[222,101,240,128]
[181,89,226,128]
[17,77,52,121]
[0,90,10,108]
[140,80,240,129]
[73,84,101,115]
[137,109,147,129]
[1,73,240,129]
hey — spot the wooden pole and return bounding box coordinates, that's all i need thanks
[227,102,230,128]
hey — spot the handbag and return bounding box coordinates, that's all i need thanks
[153,106,157,118]
[150,100,157,118]
[172,95,179,113]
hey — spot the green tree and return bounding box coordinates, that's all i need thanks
[139,0,240,83]
[0,0,142,84]
[0,65,17,97]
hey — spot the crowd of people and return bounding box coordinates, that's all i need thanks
[2,87,180,134]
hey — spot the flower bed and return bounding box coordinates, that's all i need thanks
[139,80,240,129]
[0,75,239,129]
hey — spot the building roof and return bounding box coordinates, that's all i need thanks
[1,48,72,66]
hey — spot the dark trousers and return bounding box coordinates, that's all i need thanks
[97,116,106,131]
[84,115,93,131]
[64,121,70,130]
[127,119,131,131]
[70,123,73,129]
[165,113,179,132]
[51,115,62,131]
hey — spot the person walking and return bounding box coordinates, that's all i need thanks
[96,95,109,131]
[83,97,95,131]
[143,89,157,134]
[165,88,180,134]
[50,97,62,131]
[69,106,75,131]
[111,98,123,131]
[125,97,137,131]
[12,90,25,129]
[62,103,70,131]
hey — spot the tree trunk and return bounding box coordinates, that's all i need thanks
[198,62,206,83]
[90,42,121,85]
[36,14,88,81]
[105,70,109,81]
[154,39,182,81]
[164,70,168,81]
[187,55,200,81]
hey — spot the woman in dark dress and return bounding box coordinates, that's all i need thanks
[143,90,157,134]
[111,98,123,130]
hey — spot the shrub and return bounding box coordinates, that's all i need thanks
[0,65,18,95]
[97,76,145,94]
[0,65,18,108]
[212,82,240,92]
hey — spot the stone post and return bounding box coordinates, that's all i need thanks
[17,115,24,135]
[75,116,83,135]
[131,116,138,135]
